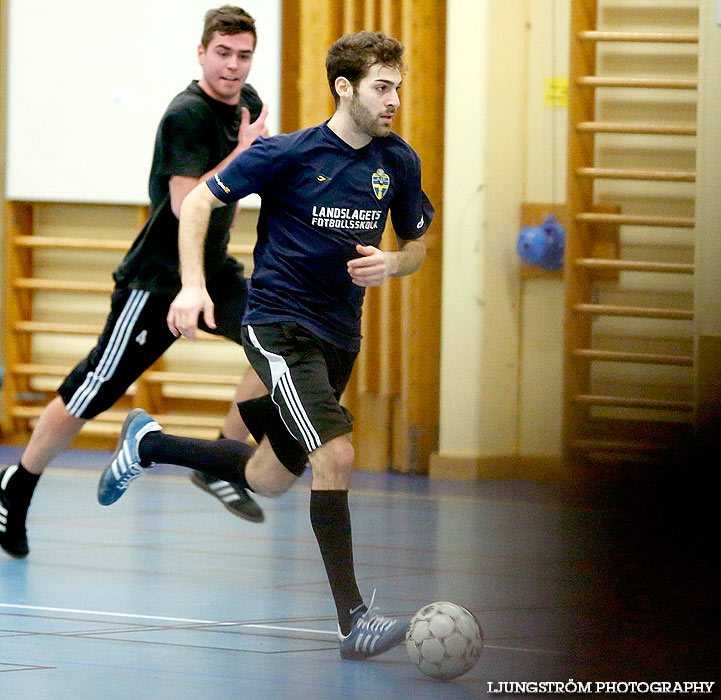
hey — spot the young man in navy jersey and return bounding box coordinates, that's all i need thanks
[0,6,271,559]
[97,31,434,660]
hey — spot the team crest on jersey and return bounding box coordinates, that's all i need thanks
[372,168,390,200]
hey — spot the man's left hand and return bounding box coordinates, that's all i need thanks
[347,244,392,287]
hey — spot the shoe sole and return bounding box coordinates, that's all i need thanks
[339,639,404,660]
[0,541,29,558]
[97,408,146,506]
[1,469,30,557]
[339,648,368,660]
[190,472,264,523]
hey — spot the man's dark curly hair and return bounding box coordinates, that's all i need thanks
[326,31,405,105]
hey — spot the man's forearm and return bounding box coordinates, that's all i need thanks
[388,238,426,277]
[178,183,215,288]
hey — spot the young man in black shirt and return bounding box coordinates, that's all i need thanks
[1,6,270,559]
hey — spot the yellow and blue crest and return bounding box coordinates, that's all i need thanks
[372,168,390,200]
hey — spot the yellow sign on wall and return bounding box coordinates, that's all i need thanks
[544,77,568,107]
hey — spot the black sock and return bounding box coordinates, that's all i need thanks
[139,433,254,489]
[2,462,40,511]
[310,490,365,635]
[210,432,254,492]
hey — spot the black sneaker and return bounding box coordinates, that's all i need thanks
[190,470,264,523]
[0,465,30,558]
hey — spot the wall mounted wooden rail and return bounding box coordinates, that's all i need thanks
[574,394,693,411]
[573,258,694,274]
[13,236,129,251]
[573,303,693,320]
[575,213,695,228]
[10,363,70,377]
[577,122,696,135]
[142,371,239,386]
[576,77,698,89]
[570,438,687,454]
[577,30,698,43]
[70,422,222,440]
[11,320,225,341]
[10,405,224,427]
[13,278,114,293]
[13,321,103,335]
[11,234,253,258]
[572,349,693,366]
[576,167,695,182]
[8,363,238,388]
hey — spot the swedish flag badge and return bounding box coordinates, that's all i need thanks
[372,168,390,200]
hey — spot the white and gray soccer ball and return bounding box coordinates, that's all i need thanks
[405,601,483,681]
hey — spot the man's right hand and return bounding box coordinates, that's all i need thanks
[167,286,215,340]
[238,104,270,150]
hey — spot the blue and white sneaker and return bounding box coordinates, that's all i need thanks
[338,590,409,660]
[97,409,162,506]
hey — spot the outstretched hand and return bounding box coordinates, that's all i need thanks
[347,244,392,287]
[167,286,215,340]
[238,104,270,150]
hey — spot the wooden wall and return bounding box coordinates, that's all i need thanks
[281,1,446,472]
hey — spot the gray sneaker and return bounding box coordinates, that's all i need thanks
[97,409,161,506]
[338,591,409,660]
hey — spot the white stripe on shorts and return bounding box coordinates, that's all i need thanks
[246,325,321,452]
[66,289,150,417]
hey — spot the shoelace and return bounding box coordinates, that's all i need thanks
[114,461,144,491]
[354,590,396,634]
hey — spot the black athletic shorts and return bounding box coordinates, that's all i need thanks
[241,322,357,453]
[58,277,247,419]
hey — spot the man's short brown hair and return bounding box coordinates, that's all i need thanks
[201,5,257,48]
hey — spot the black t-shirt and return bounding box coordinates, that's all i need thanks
[113,80,262,296]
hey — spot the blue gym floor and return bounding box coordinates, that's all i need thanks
[1,444,718,699]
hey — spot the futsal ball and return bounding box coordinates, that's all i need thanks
[405,601,483,680]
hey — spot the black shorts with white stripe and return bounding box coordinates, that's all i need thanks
[59,280,247,420]
[241,322,356,454]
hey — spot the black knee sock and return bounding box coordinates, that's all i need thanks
[2,462,40,509]
[310,490,365,635]
[139,434,254,489]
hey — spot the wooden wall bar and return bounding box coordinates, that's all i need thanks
[562,0,597,461]
[281,1,446,472]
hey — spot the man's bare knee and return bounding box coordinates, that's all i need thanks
[310,435,354,490]
[245,449,298,498]
[328,436,354,471]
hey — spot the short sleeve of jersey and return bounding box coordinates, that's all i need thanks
[389,147,435,240]
[157,103,214,179]
[207,134,285,203]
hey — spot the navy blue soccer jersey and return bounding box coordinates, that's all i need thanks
[207,122,434,351]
